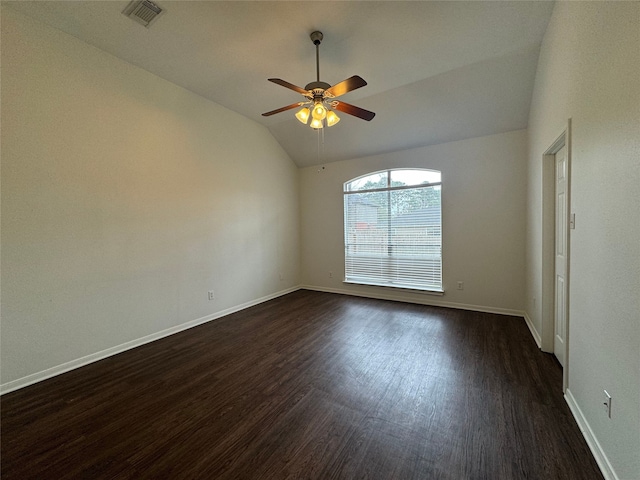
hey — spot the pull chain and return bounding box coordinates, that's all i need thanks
[316,127,326,164]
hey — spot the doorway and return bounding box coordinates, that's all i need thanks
[553,145,568,367]
[541,122,571,391]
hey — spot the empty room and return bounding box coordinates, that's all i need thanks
[1,1,638,479]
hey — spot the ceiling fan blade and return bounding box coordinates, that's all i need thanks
[325,75,368,98]
[262,102,305,117]
[268,78,309,96]
[332,101,376,121]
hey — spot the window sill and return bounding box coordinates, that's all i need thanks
[343,280,445,296]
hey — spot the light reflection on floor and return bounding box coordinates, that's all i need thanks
[322,301,461,423]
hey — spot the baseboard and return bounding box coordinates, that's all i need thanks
[1,286,302,395]
[523,311,542,348]
[565,388,618,480]
[300,285,525,318]
[0,286,531,394]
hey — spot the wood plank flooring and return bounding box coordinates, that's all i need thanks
[1,290,603,479]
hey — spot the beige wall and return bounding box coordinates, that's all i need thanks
[300,130,527,314]
[1,8,300,387]
[525,2,640,478]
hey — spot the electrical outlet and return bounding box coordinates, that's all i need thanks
[603,390,612,418]
[457,281,464,290]
[329,272,333,278]
[208,290,215,301]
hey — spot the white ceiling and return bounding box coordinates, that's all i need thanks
[6,1,554,167]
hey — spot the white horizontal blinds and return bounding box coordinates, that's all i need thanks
[345,190,389,282]
[344,169,442,291]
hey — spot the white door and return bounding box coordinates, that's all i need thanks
[554,145,568,366]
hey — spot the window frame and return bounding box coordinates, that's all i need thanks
[343,168,443,294]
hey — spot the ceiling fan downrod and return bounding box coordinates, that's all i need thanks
[305,31,330,93]
[310,31,323,82]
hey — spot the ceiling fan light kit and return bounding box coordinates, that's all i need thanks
[326,110,340,127]
[262,31,375,129]
[295,107,310,124]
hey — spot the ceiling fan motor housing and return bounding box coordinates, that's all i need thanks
[305,82,331,93]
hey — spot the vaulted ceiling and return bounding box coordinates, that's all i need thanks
[7,1,554,167]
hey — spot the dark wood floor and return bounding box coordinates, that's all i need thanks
[2,290,603,479]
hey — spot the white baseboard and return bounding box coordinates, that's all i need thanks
[0,286,532,394]
[300,285,525,318]
[1,286,301,395]
[565,388,618,480]
[523,311,542,348]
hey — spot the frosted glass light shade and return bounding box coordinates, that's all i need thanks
[312,103,326,120]
[310,117,323,129]
[326,110,340,127]
[295,107,310,124]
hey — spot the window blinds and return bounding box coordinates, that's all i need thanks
[344,170,442,292]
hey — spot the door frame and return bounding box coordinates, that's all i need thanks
[541,119,572,392]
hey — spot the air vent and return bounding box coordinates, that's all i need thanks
[123,0,164,28]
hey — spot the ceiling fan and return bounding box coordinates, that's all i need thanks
[262,31,375,129]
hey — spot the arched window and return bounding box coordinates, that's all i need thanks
[343,169,442,292]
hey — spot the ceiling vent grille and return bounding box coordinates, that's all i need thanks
[123,0,164,28]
